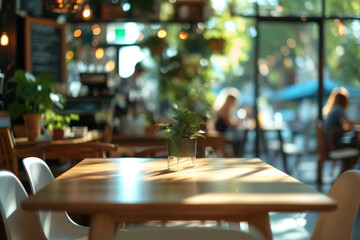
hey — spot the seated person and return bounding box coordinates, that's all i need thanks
[213,88,242,133]
[213,88,248,157]
[323,87,359,150]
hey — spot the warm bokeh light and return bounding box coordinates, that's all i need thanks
[157,29,167,38]
[92,39,99,47]
[74,29,82,37]
[93,26,101,35]
[137,33,145,41]
[283,58,293,69]
[287,38,296,48]
[179,31,189,40]
[66,50,74,60]
[280,46,290,56]
[0,32,9,46]
[276,5,283,12]
[95,48,104,59]
[106,60,116,72]
[82,4,92,20]
[338,22,345,36]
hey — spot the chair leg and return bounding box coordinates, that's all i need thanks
[317,160,323,187]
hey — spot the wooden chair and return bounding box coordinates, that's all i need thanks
[103,124,114,143]
[315,120,359,186]
[134,146,168,158]
[0,127,19,178]
[34,142,118,168]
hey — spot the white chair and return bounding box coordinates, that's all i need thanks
[115,228,265,240]
[311,169,360,240]
[22,157,89,240]
[0,170,47,240]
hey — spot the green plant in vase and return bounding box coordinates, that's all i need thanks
[158,106,205,170]
[44,110,79,140]
[6,69,66,140]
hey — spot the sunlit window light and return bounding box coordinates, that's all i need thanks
[119,46,145,78]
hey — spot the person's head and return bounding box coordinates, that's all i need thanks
[333,88,349,109]
[135,62,144,73]
[323,87,350,115]
[213,87,240,112]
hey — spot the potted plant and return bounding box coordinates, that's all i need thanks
[158,106,205,170]
[6,69,66,140]
[44,110,79,140]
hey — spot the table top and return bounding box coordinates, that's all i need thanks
[22,157,336,222]
[15,129,102,146]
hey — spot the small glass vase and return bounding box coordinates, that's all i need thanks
[167,138,197,171]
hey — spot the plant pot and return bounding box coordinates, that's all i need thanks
[167,138,197,170]
[23,113,42,141]
[52,128,65,140]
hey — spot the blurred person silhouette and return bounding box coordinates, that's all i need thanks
[113,61,146,134]
[323,87,360,150]
[213,87,242,133]
[213,87,249,156]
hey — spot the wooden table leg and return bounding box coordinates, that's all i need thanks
[89,214,118,240]
[247,212,273,240]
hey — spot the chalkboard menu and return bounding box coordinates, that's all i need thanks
[25,17,66,83]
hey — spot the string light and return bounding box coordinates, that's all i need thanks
[338,22,345,36]
[0,32,9,46]
[43,0,84,13]
[82,4,93,20]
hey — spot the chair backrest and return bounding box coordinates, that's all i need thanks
[115,228,265,240]
[0,170,47,240]
[22,157,54,194]
[315,120,328,159]
[103,124,114,143]
[22,157,90,239]
[311,169,360,240]
[0,127,19,178]
[34,142,118,161]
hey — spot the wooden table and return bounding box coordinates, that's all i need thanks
[22,157,336,240]
[15,129,103,159]
[112,133,227,157]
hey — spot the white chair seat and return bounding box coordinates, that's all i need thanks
[0,170,47,240]
[23,157,89,239]
[329,148,359,159]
